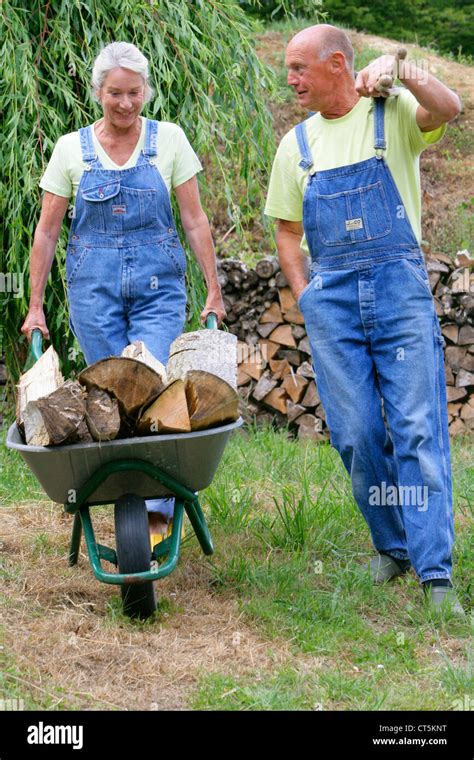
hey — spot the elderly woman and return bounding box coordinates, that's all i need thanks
[21,41,225,538]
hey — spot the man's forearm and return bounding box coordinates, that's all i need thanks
[275,223,309,300]
[399,61,461,125]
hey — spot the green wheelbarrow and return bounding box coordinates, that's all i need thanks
[7,320,242,619]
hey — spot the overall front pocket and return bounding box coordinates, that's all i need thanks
[316,181,392,246]
[81,181,158,234]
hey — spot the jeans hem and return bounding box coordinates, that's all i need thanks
[419,573,451,583]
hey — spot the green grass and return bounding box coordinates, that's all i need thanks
[1,421,472,710]
[194,425,473,709]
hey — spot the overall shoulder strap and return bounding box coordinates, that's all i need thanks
[78,126,96,162]
[373,97,387,154]
[143,119,159,157]
[295,120,314,171]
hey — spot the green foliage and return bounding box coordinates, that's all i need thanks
[321,0,474,57]
[0,0,277,379]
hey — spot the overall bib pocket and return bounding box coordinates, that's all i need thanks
[82,181,158,234]
[316,181,392,246]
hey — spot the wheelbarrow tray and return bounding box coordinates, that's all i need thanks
[6,419,243,505]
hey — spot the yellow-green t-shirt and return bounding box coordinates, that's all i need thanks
[264,90,445,249]
[39,116,203,200]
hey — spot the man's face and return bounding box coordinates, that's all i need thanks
[285,39,331,111]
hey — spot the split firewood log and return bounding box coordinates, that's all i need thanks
[79,357,165,421]
[23,380,86,447]
[121,341,167,384]
[167,329,237,389]
[253,373,278,402]
[281,373,309,404]
[136,380,191,435]
[184,370,239,431]
[85,387,121,441]
[262,387,288,414]
[269,325,297,348]
[16,346,64,433]
[260,302,283,324]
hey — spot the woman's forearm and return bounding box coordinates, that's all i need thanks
[183,213,221,294]
[28,230,58,308]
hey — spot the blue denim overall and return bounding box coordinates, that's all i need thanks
[295,98,453,582]
[67,119,187,516]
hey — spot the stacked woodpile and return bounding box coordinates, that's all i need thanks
[16,338,239,447]
[219,251,474,439]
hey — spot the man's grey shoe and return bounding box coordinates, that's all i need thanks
[425,586,465,617]
[363,553,410,584]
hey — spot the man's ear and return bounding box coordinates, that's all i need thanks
[329,51,347,74]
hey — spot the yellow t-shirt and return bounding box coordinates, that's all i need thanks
[264,90,445,248]
[39,117,203,199]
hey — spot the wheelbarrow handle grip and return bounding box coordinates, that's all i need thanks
[205,312,218,330]
[30,328,44,362]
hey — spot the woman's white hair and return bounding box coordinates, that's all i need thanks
[92,41,153,103]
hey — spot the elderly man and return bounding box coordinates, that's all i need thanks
[265,25,464,613]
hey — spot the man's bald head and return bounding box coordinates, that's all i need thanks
[289,24,354,72]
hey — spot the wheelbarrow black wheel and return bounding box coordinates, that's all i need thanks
[114,493,156,619]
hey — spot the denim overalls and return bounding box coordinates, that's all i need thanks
[295,97,453,582]
[66,118,187,366]
[67,118,187,516]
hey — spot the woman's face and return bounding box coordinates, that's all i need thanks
[98,68,146,129]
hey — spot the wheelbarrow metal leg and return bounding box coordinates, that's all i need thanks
[185,497,214,555]
[68,511,82,566]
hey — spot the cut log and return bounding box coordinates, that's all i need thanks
[296,361,315,379]
[315,403,327,422]
[301,381,320,407]
[441,324,459,344]
[258,339,280,362]
[184,370,239,431]
[121,341,167,384]
[79,357,165,420]
[296,414,328,441]
[262,387,288,414]
[456,369,474,387]
[291,325,307,341]
[255,257,280,279]
[447,402,462,417]
[458,324,474,345]
[445,365,455,385]
[446,386,467,402]
[286,401,306,423]
[275,271,288,288]
[269,325,297,348]
[257,322,279,339]
[445,346,467,372]
[69,417,94,444]
[239,358,264,382]
[269,358,291,380]
[281,373,309,404]
[260,302,283,324]
[137,380,191,435]
[167,329,237,389]
[237,367,252,386]
[85,387,121,441]
[253,373,278,402]
[449,417,467,436]
[283,302,305,326]
[16,346,64,431]
[298,336,311,355]
[278,349,301,366]
[23,380,86,447]
[278,287,296,313]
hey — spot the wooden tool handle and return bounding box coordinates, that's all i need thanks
[374,47,407,93]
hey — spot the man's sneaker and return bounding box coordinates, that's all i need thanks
[424,584,465,617]
[362,553,411,584]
